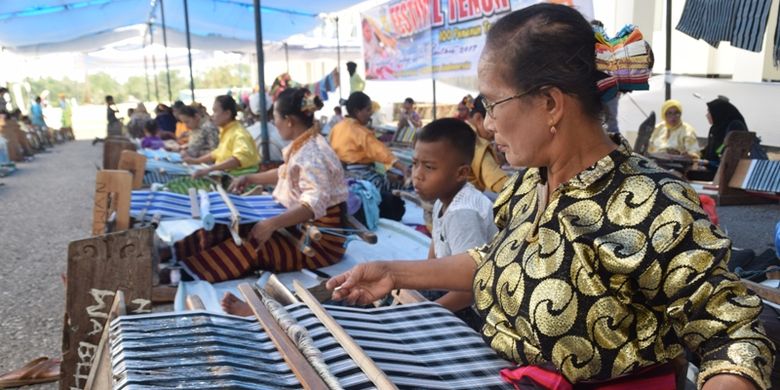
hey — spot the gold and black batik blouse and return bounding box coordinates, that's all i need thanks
[469,137,774,388]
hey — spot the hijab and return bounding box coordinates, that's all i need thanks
[704,98,746,161]
[660,99,683,129]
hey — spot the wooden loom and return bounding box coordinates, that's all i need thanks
[90,272,495,390]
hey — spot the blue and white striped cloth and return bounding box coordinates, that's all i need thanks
[677,0,773,52]
[109,302,513,389]
[141,148,183,163]
[130,190,286,225]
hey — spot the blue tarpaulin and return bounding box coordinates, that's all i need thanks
[0,0,362,53]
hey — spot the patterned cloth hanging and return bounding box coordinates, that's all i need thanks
[676,0,774,52]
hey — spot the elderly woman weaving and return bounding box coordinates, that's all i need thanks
[174,88,349,282]
[328,4,774,390]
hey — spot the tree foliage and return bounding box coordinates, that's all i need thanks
[17,66,250,106]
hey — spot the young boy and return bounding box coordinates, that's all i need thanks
[141,119,165,150]
[412,118,497,314]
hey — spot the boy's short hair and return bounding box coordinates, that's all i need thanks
[144,119,158,134]
[416,118,476,165]
[404,97,415,105]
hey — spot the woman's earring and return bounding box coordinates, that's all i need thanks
[550,125,557,135]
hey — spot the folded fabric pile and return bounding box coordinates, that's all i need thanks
[270,69,340,102]
[594,24,653,101]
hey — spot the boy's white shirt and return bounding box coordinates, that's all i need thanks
[432,182,498,258]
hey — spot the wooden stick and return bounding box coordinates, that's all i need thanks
[304,223,323,242]
[185,294,206,310]
[264,274,298,305]
[85,290,126,390]
[238,283,329,390]
[189,188,201,219]
[346,215,377,244]
[214,183,242,246]
[277,228,316,257]
[293,280,398,390]
[390,289,428,305]
[741,279,780,305]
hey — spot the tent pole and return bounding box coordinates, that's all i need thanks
[150,22,160,102]
[183,0,195,103]
[143,29,151,101]
[160,0,173,102]
[432,79,437,120]
[284,42,289,73]
[665,0,672,100]
[254,0,270,164]
[336,16,342,103]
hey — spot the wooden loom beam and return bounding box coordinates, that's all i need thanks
[117,150,147,189]
[237,283,329,390]
[92,170,132,236]
[293,280,398,390]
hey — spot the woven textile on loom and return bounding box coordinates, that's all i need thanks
[594,25,652,100]
[109,302,513,389]
[141,148,183,163]
[130,190,286,225]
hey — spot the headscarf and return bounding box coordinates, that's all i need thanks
[660,99,683,129]
[703,98,747,161]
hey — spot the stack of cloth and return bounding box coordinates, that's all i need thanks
[594,24,653,101]
[270,69,340,102]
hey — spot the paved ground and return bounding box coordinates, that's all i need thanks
[0,141,99,388]
[0,135,776,389]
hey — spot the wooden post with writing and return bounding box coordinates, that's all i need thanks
[92,170,132,236]
[61,227,154,390]
[117,150,147,189]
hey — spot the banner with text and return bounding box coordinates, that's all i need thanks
[361,0,593,80]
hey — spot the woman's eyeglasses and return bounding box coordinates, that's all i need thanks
[480,89,535,119]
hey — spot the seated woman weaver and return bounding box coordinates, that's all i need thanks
[172,88,351,283]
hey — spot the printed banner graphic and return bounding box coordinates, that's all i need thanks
[361,0,593,80]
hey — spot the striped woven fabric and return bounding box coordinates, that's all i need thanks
[141,148,184,163]
[741,159,780,193]
[676,0,773,52]
[110,302,513,389]
[130,190,286,225]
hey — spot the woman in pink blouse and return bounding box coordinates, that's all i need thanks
[176,88,349,282]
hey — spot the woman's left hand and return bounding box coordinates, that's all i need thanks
[191,168,210,179]
[250,220,277,246]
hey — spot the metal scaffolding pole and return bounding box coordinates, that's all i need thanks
[254,0,270,163]
[183,0,195,102]
[149,22,160,102]
[160,0,173,102]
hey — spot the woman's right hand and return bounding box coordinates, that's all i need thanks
[326,262,396,305]
[228,175,250,193]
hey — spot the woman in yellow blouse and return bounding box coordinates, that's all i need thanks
[648,99,700,158]
[467,95,508,193]
[329,91,408,191]
[328,4,773,389]
[183,95,260,178]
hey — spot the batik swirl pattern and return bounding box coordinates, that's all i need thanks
[469,137,774,388]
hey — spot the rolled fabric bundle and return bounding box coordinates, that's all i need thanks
[198,189,215,231]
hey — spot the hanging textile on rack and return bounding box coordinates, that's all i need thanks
[676,0,774,52]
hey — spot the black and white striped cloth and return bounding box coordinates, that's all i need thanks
[676,0,773,52]
[738,159,780,193]
[110,302,514,389]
